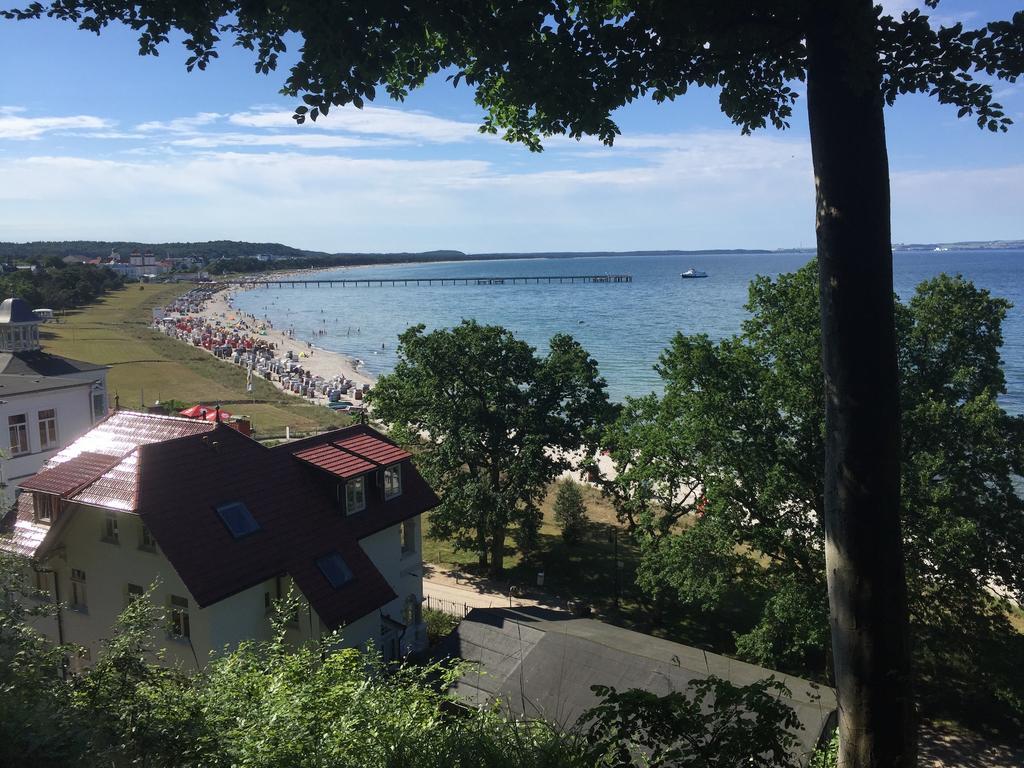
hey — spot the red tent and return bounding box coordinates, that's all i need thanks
[179,405,232,421]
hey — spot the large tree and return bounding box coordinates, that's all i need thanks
[368,321,609,576]
[602,262,1024,724]
[6,1,1022,763]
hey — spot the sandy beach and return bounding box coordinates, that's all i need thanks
[158,280,376,410]
[207,287,375,389]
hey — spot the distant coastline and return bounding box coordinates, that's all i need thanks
[2,238,1022,267]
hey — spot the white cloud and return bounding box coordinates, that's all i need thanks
[0,113,115,140]
[0,132,819,250]
[136,112,223,133]
[168,132,404,150]
[228,105,481,143]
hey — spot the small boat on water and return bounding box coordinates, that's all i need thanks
[680,268,708,279]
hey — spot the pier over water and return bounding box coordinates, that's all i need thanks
[239,274,633,288]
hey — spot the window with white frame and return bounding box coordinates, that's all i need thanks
[37,409,58,451]
[168,595,190,639]
[401,517,417,556]
[102,512,119,544]
[344,476,366,514]
[383,464,402,500]
[70,569,87,611]
[8,414,29,456]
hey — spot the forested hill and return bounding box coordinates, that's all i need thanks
[1,239,1020,266]
[0,240,350,261]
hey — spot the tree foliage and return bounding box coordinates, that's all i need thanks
[553,479,588,545]
[4,2,1019,142]
[603,261,1024,724]
[0,550,806,768]
[582,677,804,768]
[0,262,123,310]
[7,2,1023,762]
[369,321,609,575]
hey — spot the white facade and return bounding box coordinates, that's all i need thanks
[0,298,109,510]
[28,503,424,669]
[1,381,100,509]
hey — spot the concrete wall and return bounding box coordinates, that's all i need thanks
[1,383,99,510]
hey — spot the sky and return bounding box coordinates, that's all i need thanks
[0,1,1022,254]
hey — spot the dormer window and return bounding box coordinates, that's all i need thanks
[33,493,59,524]
[344,477,366,515]
[383,464,402,500]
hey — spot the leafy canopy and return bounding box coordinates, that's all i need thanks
[368,320,609,573]
[4,1,1021,145]
[0,549,806,768]
[602,262,1024,718]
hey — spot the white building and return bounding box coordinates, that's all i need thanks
[1,412,434,669]
[0,298,109,509]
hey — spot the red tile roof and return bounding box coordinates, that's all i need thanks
[0,495,48,558]
[135,423,438,628]
[335,433,411,466]
[293,432,411,480]
[72,451,139,511]
[19,451,122,497]
[294,443,376,479]
[45,410,215,469]
[34,411,216,511]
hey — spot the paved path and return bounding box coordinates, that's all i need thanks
[422,563,561,613]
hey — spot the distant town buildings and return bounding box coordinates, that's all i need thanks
[1,413,436,669]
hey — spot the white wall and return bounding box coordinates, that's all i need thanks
[359,515,426,653]
[1,383,98,510]
[26,505,426,669]
[37,504,211,669]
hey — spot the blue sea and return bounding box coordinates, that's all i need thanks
[233,249,1024,415]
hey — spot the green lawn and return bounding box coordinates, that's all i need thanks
[41,284,351,436]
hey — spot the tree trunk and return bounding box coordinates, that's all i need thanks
[805,3,915,767]
[488,526,506,577]
[477,509,488,568]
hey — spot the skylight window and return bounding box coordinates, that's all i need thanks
[316,552,354,589]
[215,501,260,539]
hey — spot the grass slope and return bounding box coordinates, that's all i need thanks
[41,284,349,436]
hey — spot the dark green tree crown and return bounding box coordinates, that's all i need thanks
[4,1,1021,145]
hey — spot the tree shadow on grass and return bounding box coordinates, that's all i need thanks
[499,520,769,661]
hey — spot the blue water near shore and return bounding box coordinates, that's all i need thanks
[232,249,1024,415]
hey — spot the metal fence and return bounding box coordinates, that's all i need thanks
[423,595,472,619]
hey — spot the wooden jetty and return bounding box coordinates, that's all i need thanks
[239,274,633,288]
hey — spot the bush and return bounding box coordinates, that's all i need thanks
[553,480,587,545]
[424,607,460,645]
[0,551,805,768]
